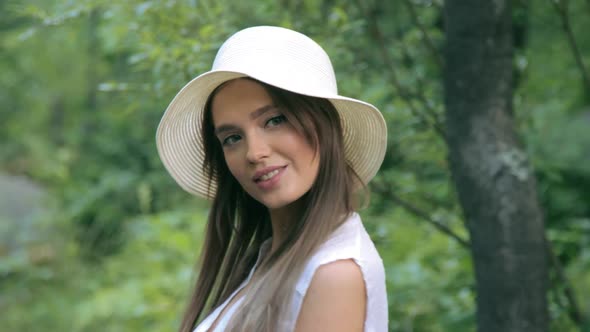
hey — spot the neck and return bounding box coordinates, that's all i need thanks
[268,199,304,254]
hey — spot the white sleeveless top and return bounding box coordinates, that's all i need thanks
[193,212,388,332]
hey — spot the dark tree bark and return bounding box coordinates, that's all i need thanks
[443,1,549,331]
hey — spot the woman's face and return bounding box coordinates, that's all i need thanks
[211,79,320,210]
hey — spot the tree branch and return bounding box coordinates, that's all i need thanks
[551,0,590,92]
[401,0,444,68]
[372,182,471,249]
[354,0,448,142]
[545,238,585,326]
[396,32,445,125]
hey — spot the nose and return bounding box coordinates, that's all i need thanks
[246,132,271,163]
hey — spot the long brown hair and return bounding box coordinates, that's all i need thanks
[178,78,364,332]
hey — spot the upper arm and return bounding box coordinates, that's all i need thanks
[294,259,367,332]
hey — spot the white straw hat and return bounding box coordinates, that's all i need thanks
[156,26,387,198]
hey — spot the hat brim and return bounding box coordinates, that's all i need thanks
[156,70,387,199]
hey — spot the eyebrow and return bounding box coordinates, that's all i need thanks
[214,104,278,136]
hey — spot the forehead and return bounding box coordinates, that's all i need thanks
[211,79,274,124]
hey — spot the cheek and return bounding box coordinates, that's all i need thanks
[289,136,319,177]
[305,144,321,183]
[223,151,245,180]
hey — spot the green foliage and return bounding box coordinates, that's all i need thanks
[1,0,589,331]
[1,208,206,331]
[365,209,475,332]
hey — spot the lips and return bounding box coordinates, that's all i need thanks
[253,165,286,182]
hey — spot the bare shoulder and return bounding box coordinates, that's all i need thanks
[312,259,365,290]
[294,259,367,332]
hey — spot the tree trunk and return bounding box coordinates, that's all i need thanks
[443,1,549,331]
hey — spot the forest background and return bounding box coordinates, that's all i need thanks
[1,0,589,331]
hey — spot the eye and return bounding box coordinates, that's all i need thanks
[222,134,241,146]
[265,115,287,128]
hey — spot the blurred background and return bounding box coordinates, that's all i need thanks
[1,0,589,331]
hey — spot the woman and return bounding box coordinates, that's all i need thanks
[156,26,388,332]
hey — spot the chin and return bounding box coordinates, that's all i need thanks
[262,194,309,212]
[258,197,292,210]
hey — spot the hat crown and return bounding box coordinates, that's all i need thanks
[212,26,338,96]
